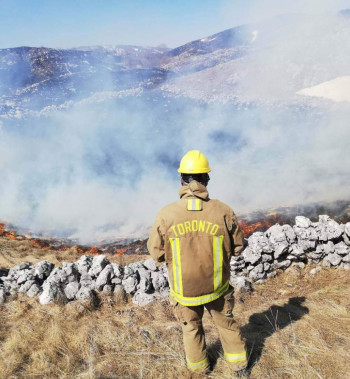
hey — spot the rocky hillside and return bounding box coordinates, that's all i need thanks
[0,23,262,118]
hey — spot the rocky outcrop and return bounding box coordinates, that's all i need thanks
[230,216,350,283]
[0,216,349,307]
[0,255,169,306]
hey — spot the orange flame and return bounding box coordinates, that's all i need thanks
[238,221,264,237]
[85,246,101,255]
[0,223,17,240]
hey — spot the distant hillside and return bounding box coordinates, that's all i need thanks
[0,24,257,118]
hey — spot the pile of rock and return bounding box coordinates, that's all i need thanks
[1,215,349,307]
[231,216,350,282]
[0,256,169,306]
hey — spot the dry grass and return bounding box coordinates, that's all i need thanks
[0,237,148,269]
[0,237,350,378]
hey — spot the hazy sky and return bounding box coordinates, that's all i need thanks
[0,0,349,49]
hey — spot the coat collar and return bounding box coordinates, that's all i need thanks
[178,180,209,200]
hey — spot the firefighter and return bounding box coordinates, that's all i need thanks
[147,150,247,373]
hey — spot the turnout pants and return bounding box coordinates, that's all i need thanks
[171,287,247,372]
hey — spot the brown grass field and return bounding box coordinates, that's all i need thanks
[0,236,350,379]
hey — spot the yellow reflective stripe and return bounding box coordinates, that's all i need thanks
[213,235,223,291]
[186,356,209,370]
[187,199,202,211]
[170,237,183,296]
[224,351,247,363]
[170,280,229,306]
[187,199,194,210]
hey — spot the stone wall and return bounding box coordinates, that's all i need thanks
[1,215,349,307]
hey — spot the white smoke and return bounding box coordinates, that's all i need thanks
[0,2,350,242]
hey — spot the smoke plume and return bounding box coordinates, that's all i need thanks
[0,2,350,243]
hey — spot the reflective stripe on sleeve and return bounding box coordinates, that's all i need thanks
[224,351,247,363]
[170,280,229,306]
[187,199,202,211]
[186,356,209,371]
[213,235,223,291]
[169,237,183,296]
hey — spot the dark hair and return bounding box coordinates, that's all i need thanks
[181,173,210,186]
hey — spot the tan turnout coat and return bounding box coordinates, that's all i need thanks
[147,180,244,306]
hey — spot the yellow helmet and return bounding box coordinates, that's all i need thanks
[177,150,211,174]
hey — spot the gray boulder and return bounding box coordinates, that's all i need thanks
[132,290,157,306]
[95,264,114,291]
[246,265,255,272]
[242,247,261,265]
[110,263,123,278]
[129,262,145,271]
[316,215,343,241]
[19,279,36,293]
[89,255,109,277]
[264,262,272,271]
[45,267,61,284]
[274,242,289,259]
[318,241,335,255]
[325,253,342,266]
[295,216,312,228]
[64,282,80,300]
[230,255,244,264]
[248,232,273,253]
[76,255,93,275]
[137,268,152,293]
[282,224,296,243]
[123,265,135,279]
[289,244,305,257]
[111,277,122,285]
[143,258,158,271]
[334,242,350,256]
[265,224,287,245]
[294,226,318,250]
[39,281,67,305]
[17,270,34,285]
[60,262,79,284]
[27,282,42,297]
[275,260,291,269]
[261,254,273,263]
[230,276,252,293]
[122,274,138,294]
[34,261,54,280]
[6,263,32,283]
[80,273,94,288]
[248,264,265,281]
[151,271,169,292]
